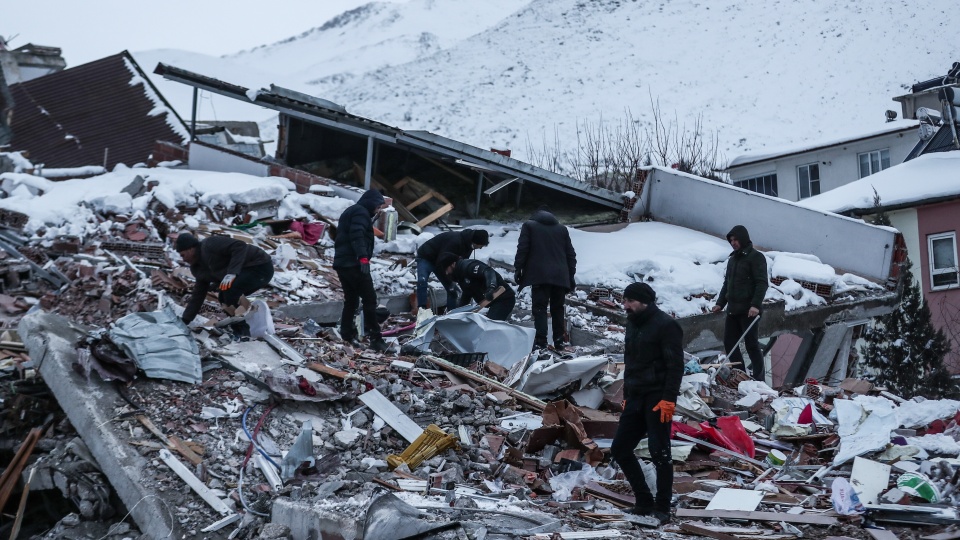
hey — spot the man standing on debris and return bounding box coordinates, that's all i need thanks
[415,229,490,313]
[437,252,515,321]
[176,232,275,336]
[514,205,577,350]
[333,189,389,352]
[611,282,683,525]
[711,225,769,382]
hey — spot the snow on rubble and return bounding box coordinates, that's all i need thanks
[0,161,883,315]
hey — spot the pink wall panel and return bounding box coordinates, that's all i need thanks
[916,199,960,372]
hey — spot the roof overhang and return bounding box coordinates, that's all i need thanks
[153,63,625,209]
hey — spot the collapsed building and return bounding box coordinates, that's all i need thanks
[0,61,958,540]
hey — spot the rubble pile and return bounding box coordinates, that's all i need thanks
[0,158,957,540]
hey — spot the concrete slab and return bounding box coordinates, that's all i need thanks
[19,310,182,539]
[272,498,364,540]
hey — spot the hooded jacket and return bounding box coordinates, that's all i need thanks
[333,189,385,268]
[716,225,769,315]
[182,235,272,323]
[417,229,480,264]
[623,303,684,401]
[514,209,577,289]
[451,258,513,306]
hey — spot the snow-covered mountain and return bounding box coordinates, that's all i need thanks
[136,0,958,165]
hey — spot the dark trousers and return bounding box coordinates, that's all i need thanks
[610,392,673,511]
[218,263,274,307]
[485,289,516,321]
[724,313,764,381]
[531,285,567,347]
[336,267,381,340]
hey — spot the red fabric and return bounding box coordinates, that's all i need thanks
[715,416,756,459]
[671,421,701,440]
[698,421,752,459]
[359,258,370,264]
[289,221,325,245]
[797,403,814,425]
[925,419,946,436]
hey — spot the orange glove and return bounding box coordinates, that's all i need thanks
[653,400,676,423]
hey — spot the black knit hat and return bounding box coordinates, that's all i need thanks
[471,229,490,246]
[436,252,461,271]
[623,282,656,304]
[175,232,200,252]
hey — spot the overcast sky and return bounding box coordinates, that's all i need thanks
[5,0,402,67]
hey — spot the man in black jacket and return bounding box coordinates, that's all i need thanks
[610,282,683,525]
[415,229,489,312]
[711,225,769,381]
[333,189,388,351]
[514,206,577,350]
[176,233,275,335]
[437,252,515,321]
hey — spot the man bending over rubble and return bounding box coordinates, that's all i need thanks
[176,232,274,337]
[611,282,683,525]
[437,252,515,321]
[415,228,489,313]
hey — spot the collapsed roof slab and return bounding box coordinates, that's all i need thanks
[19,310,182,539]
[635,167,902,284]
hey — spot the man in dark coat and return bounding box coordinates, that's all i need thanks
[176,232,275,336]
[415,229,489,312]
[610,283,683,525]
[333,189,388,352]
[711,225,769,381]
[514,206,577,349]
[437,252,515,321]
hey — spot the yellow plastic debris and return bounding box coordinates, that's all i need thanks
[387,424,458,470]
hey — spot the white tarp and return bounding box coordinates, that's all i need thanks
[405,311,535,368]
[834,398,898,465]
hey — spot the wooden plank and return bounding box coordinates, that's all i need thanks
[425,356,546,412]
[406,191,435,211]
[307,362,349,379]
[680,522,741,540]
[416,203,454,228]
[421,156,475,185]
[136,414,172,446]
[158,449,233,516]
[584,481,634,507]
[0,427,41,511]
[358,389,424,443]
[675,509,838,526]
[169,435,203,466]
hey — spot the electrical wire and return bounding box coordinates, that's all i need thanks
[236,467,269,517]
[241,405,281,471]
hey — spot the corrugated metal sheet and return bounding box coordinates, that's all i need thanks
[8,51,187,169]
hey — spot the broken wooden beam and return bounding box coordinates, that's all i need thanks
[679,522,742,540]
[424,355,546,412]
[674,508,838,526]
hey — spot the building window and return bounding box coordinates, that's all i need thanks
[929,232,959,290]
[733,173,778,196]
[858,149,891,178]
[797,164,820,199]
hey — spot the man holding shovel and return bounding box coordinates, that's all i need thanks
[437,252,515,321]
[711,225,769,381]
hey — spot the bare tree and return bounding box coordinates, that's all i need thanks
[525,97,727,190]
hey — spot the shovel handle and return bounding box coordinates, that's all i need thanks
[475,286,505,309]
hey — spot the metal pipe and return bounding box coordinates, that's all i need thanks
[190,87,198,141]
[474,171,484,218]
[364,136,374,190]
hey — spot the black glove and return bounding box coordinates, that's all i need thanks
[359,257,370,276]
[484,287,496,302]
[514,270,523,284]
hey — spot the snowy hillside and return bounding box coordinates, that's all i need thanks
[137,0,957,166]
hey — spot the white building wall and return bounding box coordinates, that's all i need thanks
[188,142,269,177]
[729,130,918,202]
[888,207,921,287]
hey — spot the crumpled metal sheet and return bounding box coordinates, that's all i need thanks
[281,421,316,481]
[516,355,607,396]
[107,307,202,384]
[406,311,534,369]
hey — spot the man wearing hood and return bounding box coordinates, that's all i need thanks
[334,189,389,352]
[437,252,515,321]
[415,228,490,312]
[514,206,577,350]
[175,232,274,336]
[711,225,769,381]
[611,282,683,525]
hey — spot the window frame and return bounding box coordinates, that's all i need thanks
[928,231,960,291]
[733,172,778,197]
[858,148,891,178]
[796,163,820,199]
